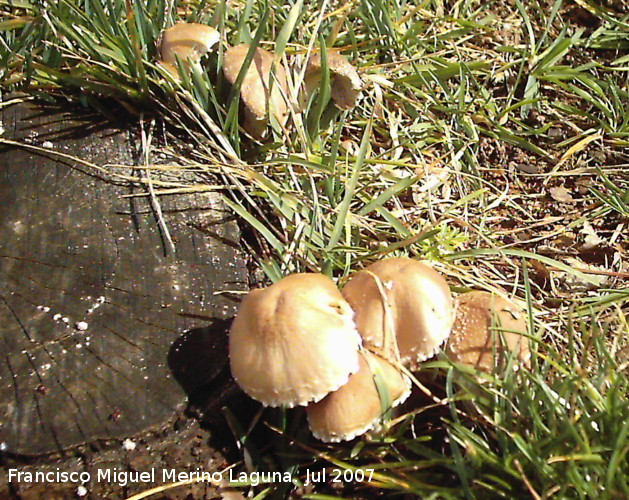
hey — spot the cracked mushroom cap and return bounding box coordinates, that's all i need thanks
[306,349,411,442]
[229,273,361,408]
[304,50,362,110]
[159,23,220,72]
[446,291,531,372]
[222,44,289,138]
[342,257,454,369]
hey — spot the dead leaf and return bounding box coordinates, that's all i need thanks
[550,186,575,203]
[581,220,604,249]
[530,259,552,291]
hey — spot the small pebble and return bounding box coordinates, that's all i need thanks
[514,163,539,174]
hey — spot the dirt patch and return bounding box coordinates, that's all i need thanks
[1,414,233,500]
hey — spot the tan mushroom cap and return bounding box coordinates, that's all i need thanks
[229,273,361,408]
[446,291,531,372]
[304,50,362,110]
[159,23,220,71]
[342,257,454,369]
[222,44,289,137]
[306,349,410,442]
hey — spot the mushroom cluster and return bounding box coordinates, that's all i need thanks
[228,257,531,443]
[158,23,362,139]
[228,272,409,442]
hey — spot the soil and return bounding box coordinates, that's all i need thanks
[1,414,227,500]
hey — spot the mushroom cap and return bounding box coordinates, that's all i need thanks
[160,22,220,67]
[446,291,531,372]
[222,44,289,136]
[304,50,362,110]
[229,273,361,407]
[306,349,410,442]
[342,257,454,369]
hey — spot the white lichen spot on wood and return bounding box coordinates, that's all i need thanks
[75,321,88,331]
[122,438,137,451]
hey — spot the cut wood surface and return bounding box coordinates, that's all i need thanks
[0,101,247,456]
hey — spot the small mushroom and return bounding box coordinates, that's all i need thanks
[306,349,410,442]
[303,50,362,110]
[229,273,361,408]
[222,44,289,138]
[342,257,454,369]
[159,22,220,74]
[446,291,531,372]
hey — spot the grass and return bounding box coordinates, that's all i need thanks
[1,0,628,498]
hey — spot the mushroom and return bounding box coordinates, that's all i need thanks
[306,349,410,442]
[222,43,289,138]
[159,22,220,75]
[229,273,361,408]
[341,257,454,370]
[446,291,531,372]
[303,50,362,110]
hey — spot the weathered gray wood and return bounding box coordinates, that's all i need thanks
[0,101,247,455]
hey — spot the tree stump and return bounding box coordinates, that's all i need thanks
[0,100,247,456]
